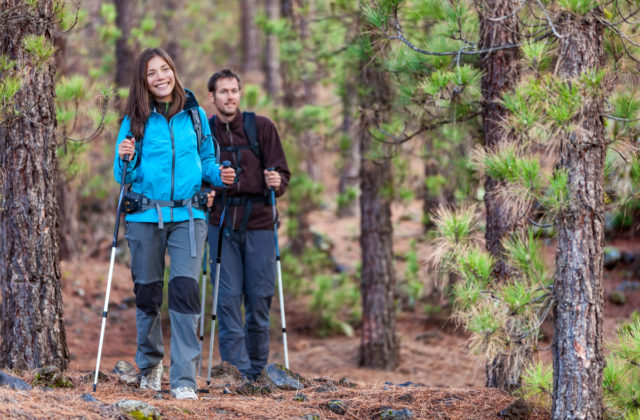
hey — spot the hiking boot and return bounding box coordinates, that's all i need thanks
[171,386,198,400]
[140,360,163,391]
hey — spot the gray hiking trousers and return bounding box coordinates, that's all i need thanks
[208,226,276,379]
[125,219,206,390]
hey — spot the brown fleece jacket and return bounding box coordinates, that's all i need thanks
[206,110,290,231]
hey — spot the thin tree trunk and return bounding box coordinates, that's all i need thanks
[240,0,261,82]
[114,0,136,89]
[264,0,282,101]
[53,30,78,261]
[358,15,398,370]
[476,0,526,391]
[552,10,606,419]
[337,80,359,217]
[0,0,69,370]
[162,0,182,70]
[281,0,316,254]
[56,175,78,260]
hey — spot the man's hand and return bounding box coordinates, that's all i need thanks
[220,165,236,185]
[264,169,281,191]
[206,190,215,208]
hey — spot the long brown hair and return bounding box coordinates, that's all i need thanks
[124,48,186,141]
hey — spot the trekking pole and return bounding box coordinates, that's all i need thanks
[267,167,289,369]
[206,160,231,385]
[197,210,210,377]
[93,137,132,392]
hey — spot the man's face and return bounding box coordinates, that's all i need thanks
[209,77,241,118]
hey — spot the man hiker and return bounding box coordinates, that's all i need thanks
[206,69,291,380]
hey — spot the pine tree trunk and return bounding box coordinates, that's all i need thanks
[52,31,78,261]
[162,0,183,70]
[478,0,522,284]
[240,0,261,82]
[337,80,359,218]
[114,0,136,89]
[0,0,69,370]
[476,0,526,391]
[264,0,282,100]
[358,19,398,370]
[281,0,316,254]
[552,11,605,419]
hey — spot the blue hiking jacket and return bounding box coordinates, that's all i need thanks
[113,89,222,223]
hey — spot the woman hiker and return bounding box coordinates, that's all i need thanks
[114,47,235,400]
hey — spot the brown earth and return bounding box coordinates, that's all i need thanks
[51,205,639,419]
[9,194,640,418]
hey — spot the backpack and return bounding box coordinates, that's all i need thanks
[208,111,263,168]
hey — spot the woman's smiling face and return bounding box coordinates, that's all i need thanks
[146,55,175,102]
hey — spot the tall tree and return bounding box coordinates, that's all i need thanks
[241,0,261,82]
[161,0,183,70]
[280,0,318,253]
[552,8,606,419]
[114,0,136,89]
[264,0,281,100]
[53,24,78,261]
[0,0,69,370]
[358,20,399,369]
[476,0,526,391]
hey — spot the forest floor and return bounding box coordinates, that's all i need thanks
[5,185,640,419]
[5,198,640,418]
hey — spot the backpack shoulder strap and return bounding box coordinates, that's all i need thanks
[242,111,263,167]
[188,108,204,153]
[208,114,217,138]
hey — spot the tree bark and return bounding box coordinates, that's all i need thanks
[337,80,359,218]
[281,0,317,254]
[476,0,526,391]
[0,0,69,370]
[358,17,399,370]
[240,0,261,82]
[114,0,136,89]
[162,0,183,70]
[53,30,78,261]
[552,11,606,419]
[477,0,522,284]
[264,0,282,101]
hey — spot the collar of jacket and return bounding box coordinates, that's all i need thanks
[214,108,244,131]
[149,88,200,114]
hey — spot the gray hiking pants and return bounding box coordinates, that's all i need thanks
[125,219,206,390]
[208,226,276,379]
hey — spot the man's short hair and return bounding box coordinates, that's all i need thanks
[208,69,242,93]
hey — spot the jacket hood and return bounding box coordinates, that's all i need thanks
[183,89,200,111]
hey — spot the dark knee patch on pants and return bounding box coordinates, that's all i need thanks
[134,281,163,316]
[169,276,200,314]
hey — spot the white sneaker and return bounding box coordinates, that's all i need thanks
[140,360,163,391]
[171,386,198,400]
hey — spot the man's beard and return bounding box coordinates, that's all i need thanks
[217,104,237,117]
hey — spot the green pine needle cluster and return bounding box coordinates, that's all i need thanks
[520,361,553,408]
[604,315,640,419]
[22,35,55,69]
[430,204,553,361]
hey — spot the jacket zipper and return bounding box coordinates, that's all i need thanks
[169,114,179,222]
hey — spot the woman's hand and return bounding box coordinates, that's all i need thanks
[118,137,136,161]
[220,166,236,185]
